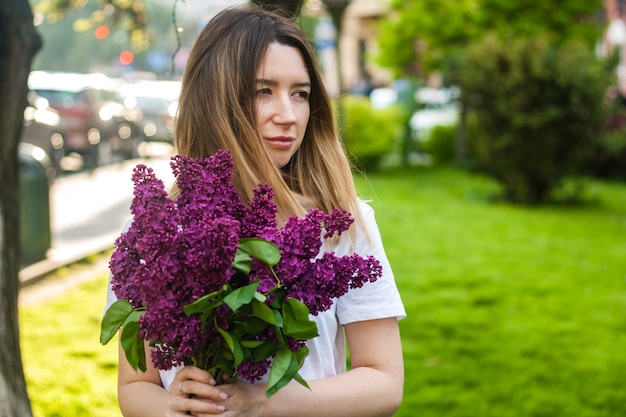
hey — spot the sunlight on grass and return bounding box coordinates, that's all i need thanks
[357,167,626,417]
[20,273,121,417]
[18,166,626,417]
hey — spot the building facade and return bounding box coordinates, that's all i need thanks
[604,0,626,97]
[308,0,392,95]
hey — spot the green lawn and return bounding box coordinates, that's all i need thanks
[358,167,626,417]
[20,166,626,417]
[20,272,120,417]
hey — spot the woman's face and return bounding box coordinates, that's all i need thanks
[255,42,311,168]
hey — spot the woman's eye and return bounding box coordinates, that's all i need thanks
[294,90,310,100]
[256,87,272,95]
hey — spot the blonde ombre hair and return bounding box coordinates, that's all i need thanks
[174,4,364,237]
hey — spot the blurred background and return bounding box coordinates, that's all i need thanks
[21,0,626,182]
[14,1,626,416]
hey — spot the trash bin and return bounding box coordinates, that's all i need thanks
[19,142,55,264]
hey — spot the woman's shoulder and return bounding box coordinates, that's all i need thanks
[355,198,378,228]
[355,197,374,215]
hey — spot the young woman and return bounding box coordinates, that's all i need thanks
[107,4,405,416]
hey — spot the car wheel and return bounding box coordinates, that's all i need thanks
[50,147,65,176]
[95,141,114,167]
[130,136,143,159]
[118,122,142,160]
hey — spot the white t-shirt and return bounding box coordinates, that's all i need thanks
[105,200,406,389]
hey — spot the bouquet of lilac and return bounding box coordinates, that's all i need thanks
[100,150,381,397]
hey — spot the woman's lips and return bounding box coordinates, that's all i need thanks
[264,136,294,149]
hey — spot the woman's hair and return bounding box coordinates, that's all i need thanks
[174,3,361,229]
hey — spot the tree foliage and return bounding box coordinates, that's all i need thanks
[34,0,149,51]
[377,0,479,78]
[31,0,195,75]
[341,95,405,171]
[477,0,604,44]
[458,35,610,203]
[377,0,605,79]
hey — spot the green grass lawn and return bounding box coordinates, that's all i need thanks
[20,271,120,417]
[358,167,626,417]
[20,166,626,417]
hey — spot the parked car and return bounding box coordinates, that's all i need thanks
[116,80,181,145]
[409,87,459,142]
[369,87,398,110]
[28,71,142,169]
[21,91,64,175]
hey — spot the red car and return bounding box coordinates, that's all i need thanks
[28,71,142,169]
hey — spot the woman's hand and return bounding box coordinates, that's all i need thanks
[168,366,229,416]
[218,379,266,417]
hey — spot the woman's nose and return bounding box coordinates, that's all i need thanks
[271,95,297,125]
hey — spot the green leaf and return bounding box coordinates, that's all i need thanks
[240,340,265,348]
[228,323,246,340]
[292,372,310,390]
[120,320,146,372]
[292,348,310,389]
[184,289,223,315]
[293,345,310,369]
[282,298,319,339]
[217,327,244,366]
[254,292,267,302]
[223,282,260,311]
[237,317,267,335]
[251,341,278,361]
[239,237,281,267]
[251,298,283,326]
[266,346,311,396]
[266,349,299,397]
[217,327,235,351]
[232,250,252,275]
[100,300,134,344]
[125,310,144,325]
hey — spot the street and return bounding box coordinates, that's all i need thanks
[21,144,176,282]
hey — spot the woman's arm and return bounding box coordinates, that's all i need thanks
[117,341,228,417]
[221,317,404,417]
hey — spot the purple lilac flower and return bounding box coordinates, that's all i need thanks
[240,184,278,239]
[110,153,243,370]
[173,150,246,222]
[110,164,179,307]
[109,149,382,380]
[249,207,380,316]
[300,252,382,315]
[237,359,272,383]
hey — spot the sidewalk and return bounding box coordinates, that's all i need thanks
[19,253,111,307]
[19,243,113,288]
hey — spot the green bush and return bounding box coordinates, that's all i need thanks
[340,95,406,171]
[586,105,626,180]
[421,124,457,165]
[459,35,610,204]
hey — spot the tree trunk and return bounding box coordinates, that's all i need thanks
[0,0,41,415]
[320,0,350,132]
[321,0,350,97]
[456,101,468,168]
